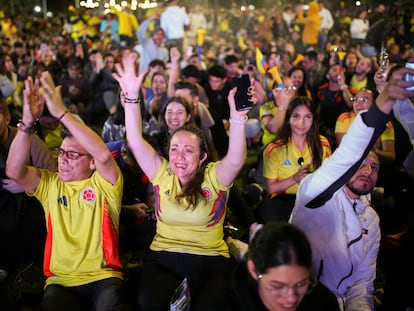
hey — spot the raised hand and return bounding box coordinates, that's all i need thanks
[279,87,296,108]
[227,87,251,120]
[22,76,43,124]
[38,71,67,118]
[170,46,181,65]
[113,51,147,99]
[382,65,414,100]
[374,63,394,93]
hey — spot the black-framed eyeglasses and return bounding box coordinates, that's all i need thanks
[258,275,316,297]
[54,148,89,160]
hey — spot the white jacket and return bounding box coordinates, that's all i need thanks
[350,18,369,40]
[291,103,391,310]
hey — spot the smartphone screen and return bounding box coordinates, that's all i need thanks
[232,74,253,111]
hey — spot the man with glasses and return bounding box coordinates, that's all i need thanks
[335,88,395,164]
[291,66,414,310]
[6,72,128,311]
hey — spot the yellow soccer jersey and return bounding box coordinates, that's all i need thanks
[32,169,124,287]
[260,102,280,146]
[263,137,331,195]
[350,75,367,92]
[150,158,230,258]
[335,112,394,143]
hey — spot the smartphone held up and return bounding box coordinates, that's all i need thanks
[405,62,414,92]
[232,73,254,111]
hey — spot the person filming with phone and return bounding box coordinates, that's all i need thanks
[290,64,414,310]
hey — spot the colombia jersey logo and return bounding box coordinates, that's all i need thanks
[81,187,97,204]
[201,187,212,199]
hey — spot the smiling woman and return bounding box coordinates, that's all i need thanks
[229,222,340,311]
[258,96,331,223]
[113,49,251,310]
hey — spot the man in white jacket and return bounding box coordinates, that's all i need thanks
[291,65,414,310]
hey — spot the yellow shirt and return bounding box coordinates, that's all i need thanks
[350,75,367,91]
[117,11,139,37]
[32,169,124,287]
[151,158,230,258]
[260,102,279,146]
[335,111,394,143]
[263,137,331,195]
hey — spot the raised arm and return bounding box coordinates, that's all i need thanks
[136,16,152,42]
[167,47,180,98]
[39,72,120,184]
[6,78,43,194]
[216,88,250,187]
[263,87,295,134]
[298,65,414,208]
[113,51,162,180]
[376,66,414,114]
[337,69,354,109]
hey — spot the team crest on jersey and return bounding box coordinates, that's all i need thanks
[167,166,174,176]
[81,187,97,204]
[202,187,212,199]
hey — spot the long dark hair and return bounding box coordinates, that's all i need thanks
[249,222,312,275]
[287,66,309,98]
[0,53,11,79]
[272,96,323,169]
[157,96,193,133]
[169,124,219,210]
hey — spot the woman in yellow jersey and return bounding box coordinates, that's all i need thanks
[114,50,252,311]
[259,96,331,223]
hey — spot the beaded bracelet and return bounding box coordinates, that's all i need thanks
[229,116,248,125]
[124,97,140,104]
[17,120,36,134]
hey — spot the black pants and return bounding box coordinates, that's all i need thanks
[38,277,129,311]
[257,194,296,223]
[137,250,233,311]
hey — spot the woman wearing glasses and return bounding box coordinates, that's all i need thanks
[229,222,339,311]
[259,95,331,223]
